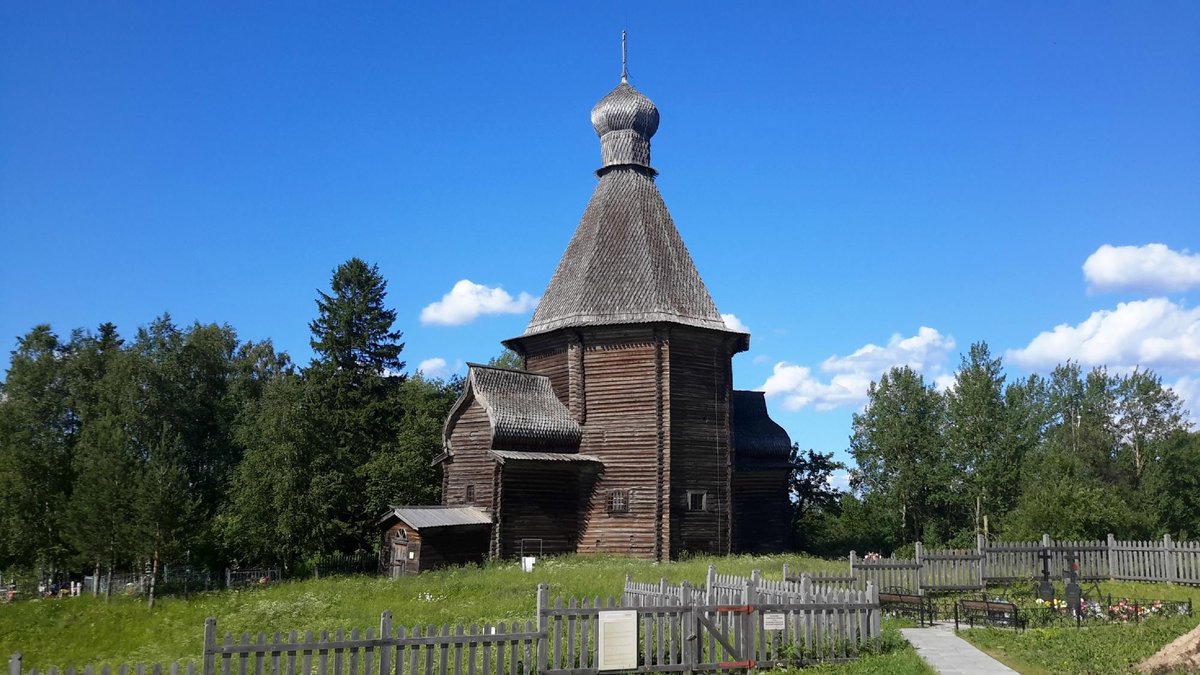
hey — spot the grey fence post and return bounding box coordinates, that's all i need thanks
[742,573,759,661]
[866,581,880,637]
[224,568,231,589]
[976,533,987,589]
[782,562,790,582]
[202,617,216,675]
[799,573,812,600]
[706,564,716,604]
[1164,534,1176,585]
[378,611,393,675]
[914,541,924,596]
[1107,533,1117,580]
[660,577,669,602]
[680,580,695,670]
[535,583,549,674]
[9,652,21,675]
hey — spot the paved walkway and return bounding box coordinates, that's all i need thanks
[901,624,1018,674]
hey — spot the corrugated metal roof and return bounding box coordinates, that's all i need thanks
[378,506,492,530]
[489,450,605,465]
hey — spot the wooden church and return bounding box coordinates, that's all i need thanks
[380,56,794,571]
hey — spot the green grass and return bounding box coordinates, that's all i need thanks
[1,553,846,669]
[948,581,1200,673]
[963,616,1198,674]
[796,622,935,674]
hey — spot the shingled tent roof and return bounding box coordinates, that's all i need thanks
[519,78,737,338]
[443,364,582,452]
[731,390,793,463]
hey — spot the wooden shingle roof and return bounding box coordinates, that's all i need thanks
[523,167,729,336]
[731,390,793,460]
[519,77,735,339]
[454,364,583,449]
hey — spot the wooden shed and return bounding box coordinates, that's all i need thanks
[376,506,492,576]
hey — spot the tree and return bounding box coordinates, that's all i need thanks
[359,375,462,517]
[0,326,76,571]
[309,258,405,374]
[488,349,523,370]
[63,324,136,598]
[850,366,952,544]
[788,446,845,551]
[945,342,1010,528]
[1115,368,1187,479]
[220,372,334,566]
[1143,431,1200,538]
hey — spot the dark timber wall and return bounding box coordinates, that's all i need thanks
[496,462,589,557]
[732,469,791,552]
[667,326,734,557]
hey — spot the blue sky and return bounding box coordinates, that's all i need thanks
[2,3,1198,471]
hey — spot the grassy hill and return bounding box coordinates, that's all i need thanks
[2,553,849,669]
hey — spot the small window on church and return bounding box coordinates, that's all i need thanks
[607,489,630,513]
[466,484,475,503]
[687,490,707,512]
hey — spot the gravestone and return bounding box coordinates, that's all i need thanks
[1064,550,1082,617]
[1037,546,1055,601]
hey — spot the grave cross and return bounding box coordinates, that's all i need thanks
[1037,546,1055,601]
[1064,550,1082,617]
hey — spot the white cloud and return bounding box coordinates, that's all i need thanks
[1007,298,1200,372]
[1083,243,1200,294]
[752,354,771,365]
[761,327,956,411]
[826,470,851,491]
[417,357,451,378]
[420,280,538,326]
[1168,376,1199,424]
[722,313,750,333]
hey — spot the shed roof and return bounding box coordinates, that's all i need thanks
[731,390,793,459]
[458,364,583,448]
[377,506,492,530]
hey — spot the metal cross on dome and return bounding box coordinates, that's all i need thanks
[621,31,629,83]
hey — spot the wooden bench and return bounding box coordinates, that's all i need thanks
[959,598,1026,630]
[878,589,935,625]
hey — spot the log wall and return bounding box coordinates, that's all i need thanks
[569,325,665,559]
[442,399,497,510]
[666,327,734,557]
[496,463,591,557]
[732,469,791,552]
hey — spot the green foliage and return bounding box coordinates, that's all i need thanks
[850,366,950,544]
[308,257,405,374]
[835,342,1192,554]
[1142,430,1200,539]
[0,326,76,570]
[487,349,523,370]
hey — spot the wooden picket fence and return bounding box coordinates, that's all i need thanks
[11,574,882,675]
[847,533,1200,595]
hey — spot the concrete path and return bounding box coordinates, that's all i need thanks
[901,624,1018,674]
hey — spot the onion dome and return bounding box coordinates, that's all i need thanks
[591,82,659,170]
